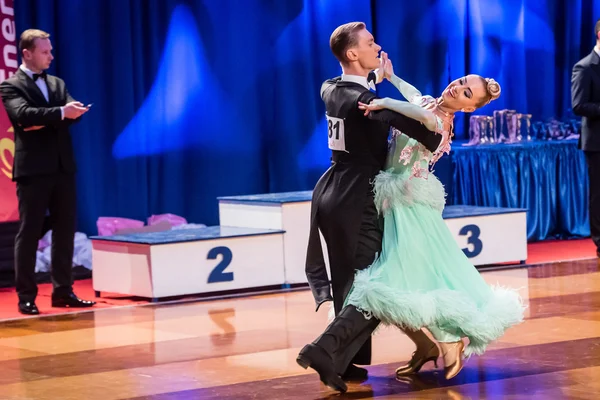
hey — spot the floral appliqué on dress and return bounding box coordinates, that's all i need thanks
[395,95,452,180]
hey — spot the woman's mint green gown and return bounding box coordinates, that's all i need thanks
[344,96,525,357]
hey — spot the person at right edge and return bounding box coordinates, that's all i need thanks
[571,18,600,261]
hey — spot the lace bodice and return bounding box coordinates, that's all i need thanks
[384,95,451,179]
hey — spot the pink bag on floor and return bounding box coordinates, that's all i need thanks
[147,213,187,227]
[97,217,145,236]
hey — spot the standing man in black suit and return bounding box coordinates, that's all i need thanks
[0,29,96,315]
[571,19,600,260]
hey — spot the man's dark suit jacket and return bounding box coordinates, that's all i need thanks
[0,68,79,180]
[572,49,600,152]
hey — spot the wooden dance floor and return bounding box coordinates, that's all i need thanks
[0,259,599,399]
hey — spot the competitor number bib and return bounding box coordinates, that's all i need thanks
[326,115,347,152]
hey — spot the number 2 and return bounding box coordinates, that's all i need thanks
[460,224,483,258]
[207,246,234,283]
[328,119,340,140]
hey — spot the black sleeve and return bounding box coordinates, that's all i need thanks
[320,77,341,99]
[57,83,83,127]
[0,81,62,127]
[358,92,442,152]
[571,63,600,118]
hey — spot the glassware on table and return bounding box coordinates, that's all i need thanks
[464,115,481,146]
[531,121,540,140]
[514,113,523,142]
[495,110,508,143]
[572,119,582,138]
[539,120,550,140]
[486,116,496,144]
[558,121,569,140]
[478,115,490,145]
[564,119,581,140]
[521,114,532,141]
[546,118,562,140]
[505,110,518,143]
[465,115,493,146]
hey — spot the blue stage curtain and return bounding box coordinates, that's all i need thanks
[452,140,589,241]
[12,0,600,236]
[372,0,600,139]
[14,0,373,234]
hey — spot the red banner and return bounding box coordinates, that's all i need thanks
[0,0,18,223]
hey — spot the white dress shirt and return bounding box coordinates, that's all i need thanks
[341,74,377,91]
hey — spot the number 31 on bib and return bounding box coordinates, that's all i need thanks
[326,115,347,152]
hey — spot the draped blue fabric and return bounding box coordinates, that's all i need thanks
[452,141,589,241]
[11,0,598,237]
[14,0,373,234]
[373,0,600,139]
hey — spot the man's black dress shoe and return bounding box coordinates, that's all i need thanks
[18,301,39,315]
[51,293,96,308]
[297,344,348,393]
[342,364,368,381]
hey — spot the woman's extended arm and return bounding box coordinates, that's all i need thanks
[388,73,421,102]
[358,97,437,132]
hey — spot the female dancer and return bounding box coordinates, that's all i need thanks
[346,61,525,380]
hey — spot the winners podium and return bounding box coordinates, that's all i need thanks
[91,191,527,301]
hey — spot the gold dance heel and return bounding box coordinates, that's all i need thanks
[395,344,440,376]
[441,341,465,380]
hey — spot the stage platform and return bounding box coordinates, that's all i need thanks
[90,191,528,301]
[91,226,286,302]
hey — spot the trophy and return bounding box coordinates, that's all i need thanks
[486,116,496,144]
[465,115,479,146]
[478,115,490,145]
[521,114,532,141]
[515,113,523,142]
[505,110,518,143]
[495,110,508,143]
[465,110,539,144]
[547,119,560,140]
[465,115,484,146]
[557,121,568,140]
[532,121,541,140]
[538,121,550,140]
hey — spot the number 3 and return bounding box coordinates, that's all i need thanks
[459,224,483,258]
[207,246,234,283]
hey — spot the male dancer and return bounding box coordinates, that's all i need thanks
[304,22,441,390]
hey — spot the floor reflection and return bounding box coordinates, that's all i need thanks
[0,259,597,399]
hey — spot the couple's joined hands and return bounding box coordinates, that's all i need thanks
[360,51,395,116]
[375,51,394,84]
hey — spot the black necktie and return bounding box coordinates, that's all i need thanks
[32,71,47,81]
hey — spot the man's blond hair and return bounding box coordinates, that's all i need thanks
[19,29,50,55]
[329,22,366,64]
